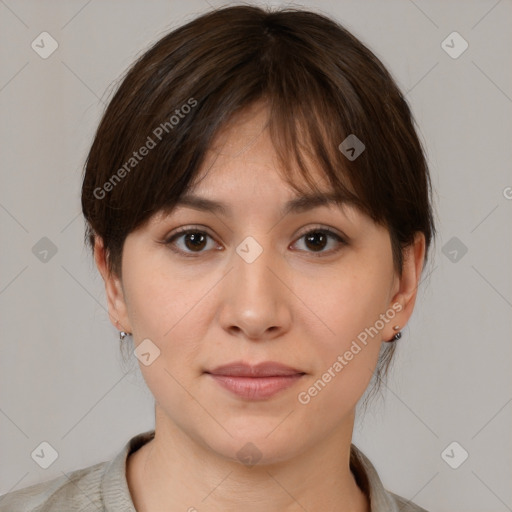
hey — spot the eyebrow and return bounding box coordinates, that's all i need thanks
[172,191,349,218]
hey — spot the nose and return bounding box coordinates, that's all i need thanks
[217,238,292,341]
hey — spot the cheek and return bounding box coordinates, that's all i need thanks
[122,267,208,414]
[293,299,383,426]
[120,248,227,394]
[291,255,391,408]
[122,244,208,340]
[297,255,392,349]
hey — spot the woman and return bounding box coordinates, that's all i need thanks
[0,5,434,511]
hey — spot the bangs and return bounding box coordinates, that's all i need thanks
[266,91,369,218]
[180,91,366,218]
[136,24,379,226]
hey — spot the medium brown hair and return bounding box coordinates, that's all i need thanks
[81,5,435,387]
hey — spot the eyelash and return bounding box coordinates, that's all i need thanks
[161,225,347,259]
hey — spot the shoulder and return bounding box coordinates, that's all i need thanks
[0,430,153,512]
[0,460,107,512]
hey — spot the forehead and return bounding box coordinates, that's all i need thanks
[151,101,364,225]
[149,100,365,228]
[205,100,272,156]
[190,100,332,194]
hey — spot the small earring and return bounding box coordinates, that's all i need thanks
[119,331,131,341]
[390,331,402,342]
[387,325,401,342]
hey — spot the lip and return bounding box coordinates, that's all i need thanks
[207,361,304,377]
[205,361,305,400]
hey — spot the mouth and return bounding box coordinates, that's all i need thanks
[204,361,306,400]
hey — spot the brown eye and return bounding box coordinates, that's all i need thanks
[165,229,217,256]
[292,228,346,256]
[181,232,208,252]
[304,231,328,251]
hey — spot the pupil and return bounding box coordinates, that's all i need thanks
[305,232,326,251]
[186,233,206,251]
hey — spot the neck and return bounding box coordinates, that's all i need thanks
[126,406,369,512]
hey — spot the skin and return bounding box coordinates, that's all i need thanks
[95,101,425,512]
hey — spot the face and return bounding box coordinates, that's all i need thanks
[97,101,424,465]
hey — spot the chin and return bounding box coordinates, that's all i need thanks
[199,425,308,468]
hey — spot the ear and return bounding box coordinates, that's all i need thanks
[94,237,132,334]
[385,232,426,340]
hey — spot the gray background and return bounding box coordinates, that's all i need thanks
[1,1,511,510]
